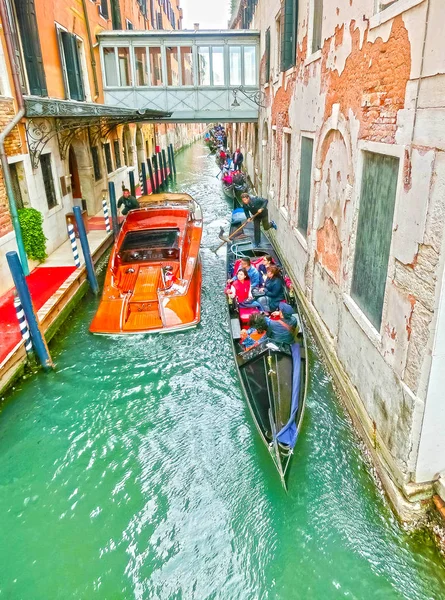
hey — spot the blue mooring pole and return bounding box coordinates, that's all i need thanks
[6,251,54,370]
[141,162,148,195]
[162,148,168,184]
[147,158,155,195]
[73,206,99,295]
[152,154,159,192]
[108,181,119,238]
[169,143,177,178]
[128,170,136,197]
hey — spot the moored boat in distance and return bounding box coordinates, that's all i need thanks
[222,209,308,488]
[90,193,202,335]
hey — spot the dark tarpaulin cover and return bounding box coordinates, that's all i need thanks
[276,344,301,448]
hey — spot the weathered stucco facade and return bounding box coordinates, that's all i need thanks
[230,0,445,518]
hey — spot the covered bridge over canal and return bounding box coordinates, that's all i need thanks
[98,30,261,123]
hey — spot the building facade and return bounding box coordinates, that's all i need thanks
[230,0,445,517]
[0,0,202,293]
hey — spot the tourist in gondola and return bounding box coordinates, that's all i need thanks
[257,265,285,313]
[258,255,275,283]
[240,193,277,247]
[117,188,139,215]
[240,314,268,350]
[231,257,260,289]
[265,302,298,345]
[225,268,263,310]
[233,148,244,170]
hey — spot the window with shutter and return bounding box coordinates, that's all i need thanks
[40,154,58,210]
[150,0,156,28]
[110,0,122,29]
[351,152,399,330]
[13,0,47,96]
[4,0,27,94]
[312,0,323,53]
[265,28,271,82]
[157,12,163,29]
[281,0,298,72]
[60,32,85,102]
[297,137,313,236]
[100,0,109,19]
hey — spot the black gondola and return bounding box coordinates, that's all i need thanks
[222,209,308,488]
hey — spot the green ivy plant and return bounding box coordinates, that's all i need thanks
[18,207,47,262]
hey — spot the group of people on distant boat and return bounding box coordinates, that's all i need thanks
[225,254,298,349]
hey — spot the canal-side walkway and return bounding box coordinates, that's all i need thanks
[0,214,113,397]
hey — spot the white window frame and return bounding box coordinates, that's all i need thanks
[370,0,425,28]
[343,139,405,342]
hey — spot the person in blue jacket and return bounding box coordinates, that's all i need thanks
[265,302,298,345]
[258,265,285,313]
[229,257,260,289]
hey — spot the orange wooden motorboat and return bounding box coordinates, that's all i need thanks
[90,193,203,334]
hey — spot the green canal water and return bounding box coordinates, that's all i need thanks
[1,142,445,600]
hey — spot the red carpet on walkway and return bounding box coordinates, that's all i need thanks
[0,266,76,364]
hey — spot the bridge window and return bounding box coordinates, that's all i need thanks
[166,46,179,86]
[103,47,118,86]
[198,47,210,85]
[149,47,163,85]
[180,47,193,86]
[229,47,242,86]
[117,47,131,86]
[212,47,224,86]
[134,47,149,86]
[244,46,257,86]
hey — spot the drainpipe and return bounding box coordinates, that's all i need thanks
[81,0,99,99]
[0,0,28,274]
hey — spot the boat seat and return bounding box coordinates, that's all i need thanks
[239,306,260,325]
[230,317,241,340]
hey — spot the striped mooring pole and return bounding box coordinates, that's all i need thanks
[6,251,54,370]
[67,222,81,268]
[13,296,33,354]
[102,198,111,233]
[141,162,148,195]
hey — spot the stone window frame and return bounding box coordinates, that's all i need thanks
[370,0,425,28]
[292,130,316,252]
[280,127,292,220]
[343,139,405,345]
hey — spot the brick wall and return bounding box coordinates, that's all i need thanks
[0,98,22,239]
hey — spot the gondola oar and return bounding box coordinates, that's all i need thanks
[269,408,287,490]
[211,215,255,253]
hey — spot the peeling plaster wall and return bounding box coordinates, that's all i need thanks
[235,0,445,502]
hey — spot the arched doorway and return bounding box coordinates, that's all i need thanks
[68,138,96,213]
[69,146,82,205]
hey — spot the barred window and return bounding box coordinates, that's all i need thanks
[40,153,58,210]
[104,143,113,174]
[113,140,122,169]
[91,146,102,181]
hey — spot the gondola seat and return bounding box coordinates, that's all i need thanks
[239,306,260,324]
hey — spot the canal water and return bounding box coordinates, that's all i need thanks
[1,142,445,600]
